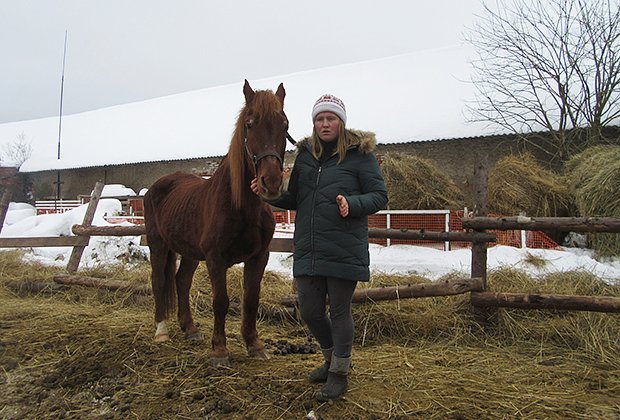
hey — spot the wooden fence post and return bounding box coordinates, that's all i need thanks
[471,155,489,288]
[470,155,497,324]
[66,181,105,273]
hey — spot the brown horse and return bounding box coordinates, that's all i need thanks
[143,80,288,366]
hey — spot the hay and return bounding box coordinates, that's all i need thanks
[488,153,573,217]
[565,145,620,257]
[380,152,465,210]
[1,253,619,418]
[0,250,63,281]
[353,272,477,347]
[486,267,620,364]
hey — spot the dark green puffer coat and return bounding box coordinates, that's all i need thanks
[272,131,388,281]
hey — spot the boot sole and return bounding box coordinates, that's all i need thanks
[315,392,345,402]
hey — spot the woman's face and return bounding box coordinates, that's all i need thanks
[314,112,340,142]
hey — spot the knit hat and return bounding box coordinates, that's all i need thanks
[312,94,347,125]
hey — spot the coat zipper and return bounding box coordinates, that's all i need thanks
[310,165,322,274]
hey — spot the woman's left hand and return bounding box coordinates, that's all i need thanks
[336,195,349,218]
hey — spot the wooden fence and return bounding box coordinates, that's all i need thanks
[462,215,620,313]
[459,156,620,314]
[0,182,106,274]
[1,171,619,315]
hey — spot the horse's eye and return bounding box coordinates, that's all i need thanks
[245,118,254,129]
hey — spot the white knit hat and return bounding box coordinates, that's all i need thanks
[312,94,347,125]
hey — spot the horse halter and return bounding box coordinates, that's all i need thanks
[244,131,296,175]
[244,139,283,172]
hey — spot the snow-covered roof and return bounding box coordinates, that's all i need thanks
[0,46,500,173]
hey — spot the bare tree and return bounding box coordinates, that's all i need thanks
[465,0,620,160]
[2,132,33,169]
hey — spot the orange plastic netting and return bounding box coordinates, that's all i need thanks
[273,210,559,250]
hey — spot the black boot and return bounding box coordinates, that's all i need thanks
[315,355,350,402]
[308,347,332,383]
[316,372,348,401]
[308,361,330,383]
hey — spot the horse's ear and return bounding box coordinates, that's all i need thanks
[243,79,255,104]
[275,83,285,104]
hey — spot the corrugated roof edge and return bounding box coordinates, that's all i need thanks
[21,127,619,172]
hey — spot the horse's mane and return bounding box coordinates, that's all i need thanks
[228,90,283,209]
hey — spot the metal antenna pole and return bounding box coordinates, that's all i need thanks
[56,30,68,202]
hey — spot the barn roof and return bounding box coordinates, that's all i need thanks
[0,45,502,173]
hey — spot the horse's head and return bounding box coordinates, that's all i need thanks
[240,79,288,202]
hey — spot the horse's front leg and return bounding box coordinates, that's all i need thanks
[205,260,230,367]
[242,251,270,360]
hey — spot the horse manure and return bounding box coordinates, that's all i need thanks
[264,338,319,355]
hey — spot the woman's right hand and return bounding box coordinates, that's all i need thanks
[250,177,261,195]
[336,194,349,218]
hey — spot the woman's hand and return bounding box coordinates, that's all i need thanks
[250,177,262,195]
[336,195,349,218]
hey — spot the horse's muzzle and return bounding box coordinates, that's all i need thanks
[258,175,284,202]
[259,185,283,202]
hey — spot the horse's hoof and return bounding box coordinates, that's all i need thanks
[211,356,231,368]
[154,333,169,343]
[185,332,203,341]
[248,348,271,360]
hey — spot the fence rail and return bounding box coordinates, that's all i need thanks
[274,209,559,250]
[470,290,620,313]
[463,216,620,233]
[35,199,83,214]
[0,236,89,248]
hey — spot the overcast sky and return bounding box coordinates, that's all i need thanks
[1,0,485,124]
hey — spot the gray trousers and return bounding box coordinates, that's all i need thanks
[295,276,358,358]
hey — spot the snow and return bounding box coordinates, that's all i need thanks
[267,245,620,284]
[0,46,503,172]
[2,198,619,284]
[101,184,137,197]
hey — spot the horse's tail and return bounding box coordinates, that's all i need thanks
[161,250,178,319]
[144,186,178,321]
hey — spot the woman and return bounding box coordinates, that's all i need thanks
[252,94,388,401]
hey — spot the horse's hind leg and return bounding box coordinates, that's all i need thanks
[176,257,201,340]
[242,252,270,360]
[151,245,177,342]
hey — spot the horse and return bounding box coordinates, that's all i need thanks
[143,80,288,367]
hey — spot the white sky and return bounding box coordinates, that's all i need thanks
[2,200,619,283]
[0,0,486,124]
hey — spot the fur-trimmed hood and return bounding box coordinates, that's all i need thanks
[294,129,377,154]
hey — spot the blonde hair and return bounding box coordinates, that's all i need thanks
[309,121,360,164]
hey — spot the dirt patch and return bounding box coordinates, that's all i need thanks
[1,275,619,419]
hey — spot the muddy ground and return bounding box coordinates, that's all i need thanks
[1,281,619,419]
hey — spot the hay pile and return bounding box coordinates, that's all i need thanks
[565,145,620,257]
[380,152,464,210]
[488,153,573,217]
